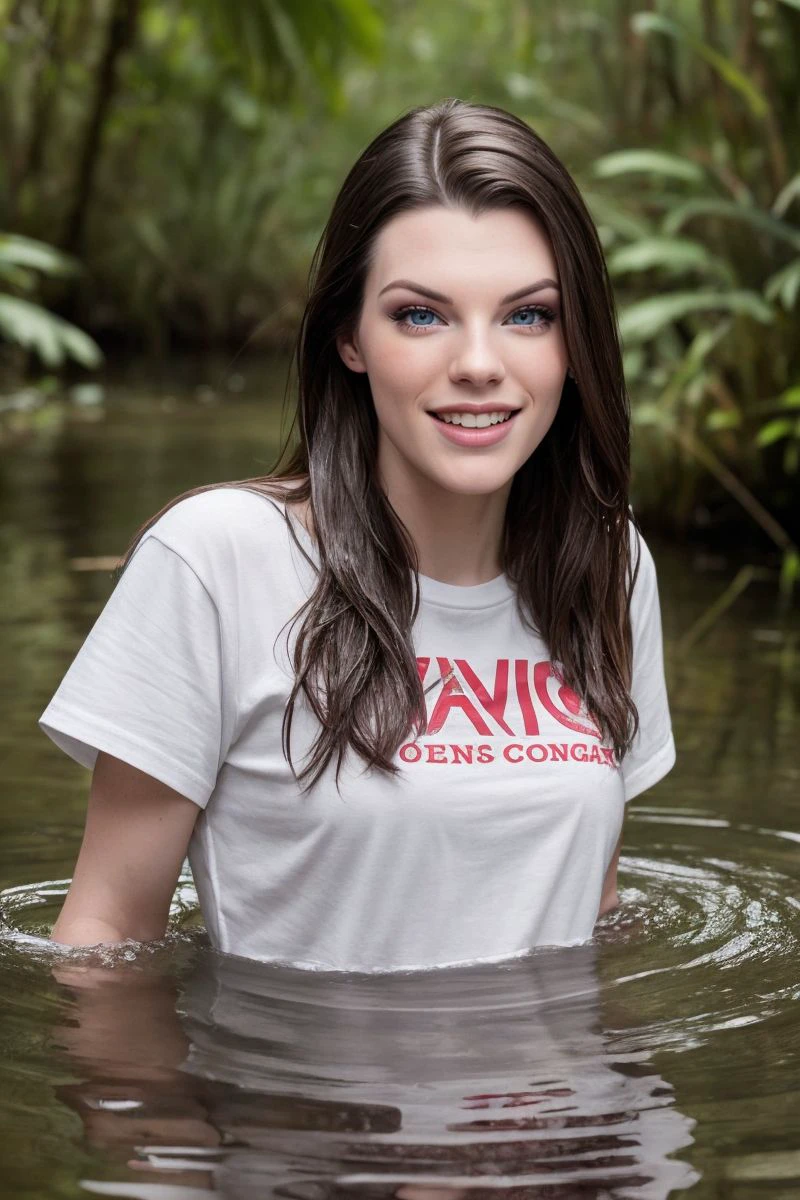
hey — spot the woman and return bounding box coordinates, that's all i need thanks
[40,98,676,972]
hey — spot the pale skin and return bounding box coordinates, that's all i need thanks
[337,204,568,586]
[50,204,619,952]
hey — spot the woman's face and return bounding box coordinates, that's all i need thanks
[337,204,569,502]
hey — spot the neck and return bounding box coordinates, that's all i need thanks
[379,464,512,587]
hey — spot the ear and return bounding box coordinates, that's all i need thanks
[336,330,368,374]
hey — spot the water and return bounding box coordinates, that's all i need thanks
[1,361,799,1198]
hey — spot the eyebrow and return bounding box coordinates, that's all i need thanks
[377,278,561,304]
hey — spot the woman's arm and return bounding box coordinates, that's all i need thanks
[597,829,623,919]
[51,750,201,947]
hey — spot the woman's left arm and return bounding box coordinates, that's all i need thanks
[597,829,623,918]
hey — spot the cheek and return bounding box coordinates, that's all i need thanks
[373,334,430,385]
[513,337,568,390]
[361,329,432,415]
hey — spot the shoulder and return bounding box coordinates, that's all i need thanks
[135,485,299,582]
[148,484,287,541]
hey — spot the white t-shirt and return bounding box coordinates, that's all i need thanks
[39,487,676,971]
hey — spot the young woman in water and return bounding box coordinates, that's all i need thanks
[40,98,675,972]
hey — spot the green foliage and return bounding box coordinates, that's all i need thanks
[607,236,737,284]
[192,0,383,107]
[593,150,707,185]
[0,0,798,554]
[0,294,102,369]
[619,290,774,342]
[662,199,800,252]
[574,3,800,562]
[0,234,102,368]
[0,233,79,280]
[630,11,770,117]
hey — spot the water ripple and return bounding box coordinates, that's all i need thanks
[2,808,799,1197]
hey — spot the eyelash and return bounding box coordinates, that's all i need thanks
[388,303,557,336]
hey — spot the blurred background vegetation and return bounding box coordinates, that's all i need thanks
[1,0,799,582]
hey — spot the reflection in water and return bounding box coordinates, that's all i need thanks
[49,939,700,1199]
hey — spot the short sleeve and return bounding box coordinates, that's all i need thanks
[38,534,227,808]
[620,528,677,803]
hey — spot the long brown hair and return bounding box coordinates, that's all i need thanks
[117,97,642,793]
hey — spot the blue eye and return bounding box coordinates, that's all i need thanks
[509,307,544,326]
[389,303,556,336]
[390,306,441,329]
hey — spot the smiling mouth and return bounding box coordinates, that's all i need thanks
[429,410,521,428]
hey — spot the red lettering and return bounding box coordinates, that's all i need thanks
[570,743,588,762]
[533,662,601,738]
[428,658,493,735]
[451,744,474,764]
[425,743,448,763]
[399,742,421,763]
[515,659,539,735]
[476,744,495,763]
[503,743,524,763]
[416,655,615,747]
[455,658,514,735]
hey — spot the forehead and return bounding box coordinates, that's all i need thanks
[366,205,558,290]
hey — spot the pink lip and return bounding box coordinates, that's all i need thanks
[429,410,519,447]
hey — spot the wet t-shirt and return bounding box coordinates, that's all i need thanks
[38,487,676,970]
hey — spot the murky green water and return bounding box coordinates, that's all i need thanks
[1,361,799,1198]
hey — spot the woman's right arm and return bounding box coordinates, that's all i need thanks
[51,750,202,948]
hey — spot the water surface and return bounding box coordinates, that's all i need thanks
[1,361,798,1198]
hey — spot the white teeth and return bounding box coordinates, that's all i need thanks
[438,411,514,427]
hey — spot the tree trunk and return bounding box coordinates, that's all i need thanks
[60,0,141,257]
[24,0,67,189]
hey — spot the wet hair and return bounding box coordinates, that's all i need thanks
[118,97,642,792]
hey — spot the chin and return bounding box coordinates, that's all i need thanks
[428,466,518,496]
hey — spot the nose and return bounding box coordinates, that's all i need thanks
[447,325,506,388]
